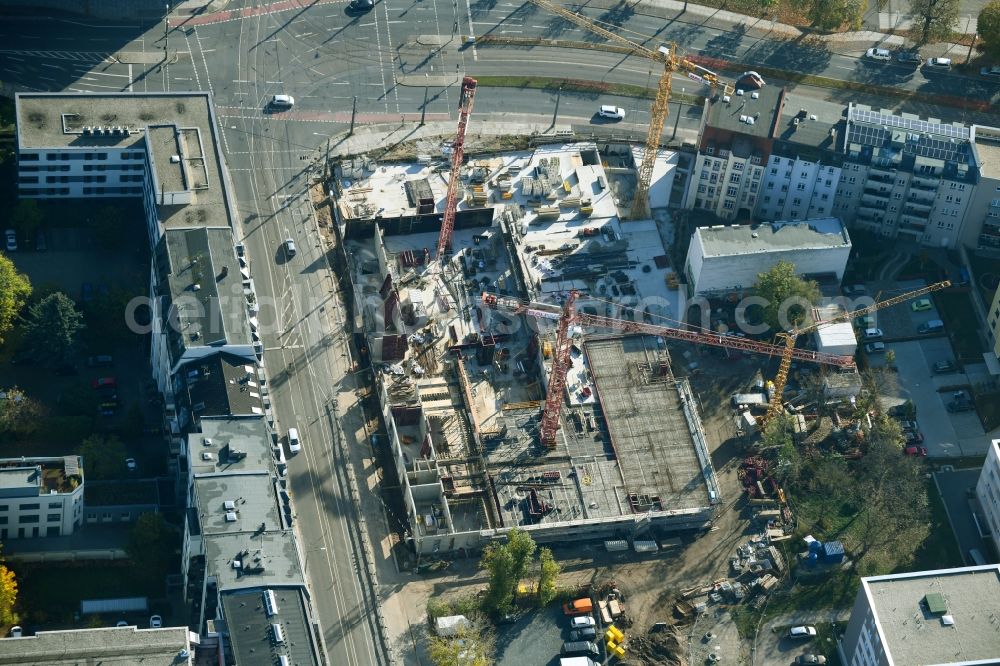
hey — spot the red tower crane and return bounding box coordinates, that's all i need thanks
[481,291,856,448]
[436,76,478,260]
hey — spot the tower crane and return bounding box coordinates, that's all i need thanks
[481,291,855,448]
[763,280,952,425]
[526,0,731,219]
[436,76,479,260]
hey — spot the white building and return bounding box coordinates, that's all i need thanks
[0,457,84,540]
[839,564,1000,666]
[976,439,1000,558]
[683,218,852,297]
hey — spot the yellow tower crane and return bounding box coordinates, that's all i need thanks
[527,0,730,219]
[763,280,953,426]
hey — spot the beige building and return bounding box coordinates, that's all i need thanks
[977,439,1000,558]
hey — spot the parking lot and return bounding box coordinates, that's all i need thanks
[495,604,601,666]
[860,280,990,458]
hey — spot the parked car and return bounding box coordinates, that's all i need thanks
[598,105,625,121]
[865,48,891,61]
[5,229,16,252]
[126,458,137,472]
[911,298,933,312]
[91,376,117,389]
[349,0,375,11]
[797,656,827,665]
[569,627,597,641]
[149,615,162,628]
[270,94,295,109]
[788,625,817,639]
[897,51,922,65]
[933,360,956,374]
[863,328,884,340]
[88,355,114,367]
[906,431,924,443]
[865,342,885,354]
[981,65,1000,79]
[288,427,301,453]
[925,57,952,71]
[904,445,928,457]
[897,420,919,432]
[947,399,974,413]
[284,238,297,257]
[570,616,596,629]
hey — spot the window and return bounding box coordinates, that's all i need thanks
[19,515,39,524]
[733,162,744,171]
[707,187,716,197]
[770,167,778,175]
[0,517,6,525]
[767,182,774,190]
[21,153,39,161]
[19,176,38,184]
[781,184,788,192]
[706,147,714,156]
[712,161,721,172]
[774,158,782,165]
[97,153,107,160]
[790,210,799,217]
[697,184,706,193]
[0,505,7,512]
[797,183,806,191]
[48,502,61,509]
[821,193,828,201]
[763,196,771,203]
[946,195,953,203]
[824,179,832,187]
[793,198,802,206]
[750,182,758,193]
[710,174,718,184]
[723,200,735,210]
[799,172,807,180]
[20,503,39,511]
[700,171,708,181]
[46,526,60,537]
[46,153,58,161]
[894,193,902,199]
[897,179,906,186]
[889,206,897,212]
[47,514,60,522]
[726,186,739,197]
[848,177,856,184]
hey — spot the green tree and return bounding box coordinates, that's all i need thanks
[0,386,42,436]
[536,547,560,606]
[0,254,31,346]
[910,0,960,44]
[79,433,127,479]
[979,0,1000,58]
[753,260,820,332]
[127,513,177,575]
[482,528,536,615]
[22,292,84,365]
[797,0,865,30]
[10,199,43,239]
[764,413,802,484]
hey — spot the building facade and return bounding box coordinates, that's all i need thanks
[976,439,1000,558]
[0,457,84,540]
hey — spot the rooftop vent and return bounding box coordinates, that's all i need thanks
[82,127,92,135]
[192,284,201,291]
[202,451,214,461]
[203,437,213,446]
[722,95,731,103]
[224,500,236,510]
[225,511,238,522]
[272,623,285,644]
[925,592,948,615]
[751,92,760,99]
[170,155,181,163]
[941,614,955,626]
[735,89,744,96]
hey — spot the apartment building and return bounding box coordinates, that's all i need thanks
[14,92,256,435]
[988,287,1000,364]
[0,457,84,540]
[977,439,1000,558]
[839,565,1000,666]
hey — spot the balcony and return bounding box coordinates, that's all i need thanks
[870,164,896,178]
[911,173,939,188]
[869,172,894,184]
[857,206,884,221]
[860,193,889,208]
[900,214,926,230]
[907,192,934,206]
[863,186,891,199]
[904,200,932,214]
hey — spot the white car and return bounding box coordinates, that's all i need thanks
[863,328,883,340]
[865,48,891,62]
[149,615,162,628]
[288,427,301,453]
[5,229,16,252]
[925,57,952,71]
[570,615,596,629]
[865,342,885,354]
[270,94,295,109]
[788,625,817,639]
[126,458,137,472]
[284,238,297,257]
[598,105,625,121]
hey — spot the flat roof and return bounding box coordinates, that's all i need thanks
[193,471,280,536]
[864,565,1000,665]
[221,588,319,666]
[15,92,233,231]
[696,218,851,257]
[705,83,783,140]
[190,417,274,476]
[972,125,1000,180]
[0,625,193,665]
[158,227,251,356]
[0,467,36,493]
[771,91,847,154]
[584,336,715,512]
[0,457,81,496]
[204,530,303,591]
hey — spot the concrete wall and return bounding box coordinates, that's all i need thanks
[688,242,851,297]
[976,439,1000,558]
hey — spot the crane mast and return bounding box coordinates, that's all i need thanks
[436,76,478,260]
[762,280,952,425]
[482,291,854,447]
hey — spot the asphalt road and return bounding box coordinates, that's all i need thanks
[1,1,998,664]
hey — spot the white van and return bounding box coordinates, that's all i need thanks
[271,94,295,109]
[288,427,301,453]
[865,48,891,62]
[925,57,952,71]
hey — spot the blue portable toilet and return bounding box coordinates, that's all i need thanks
[809,540,824,554]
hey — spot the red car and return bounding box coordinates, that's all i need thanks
[904,445,928,457]
[91,376,117,389]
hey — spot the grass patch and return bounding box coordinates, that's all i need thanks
[12,561,164,627]
[934,291,982,361]
[813,622,844,665]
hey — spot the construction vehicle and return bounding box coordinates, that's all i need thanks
[436,77,478,259]
[527,0,732,219]
[480,291,854,447]
[762,280,952,425]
